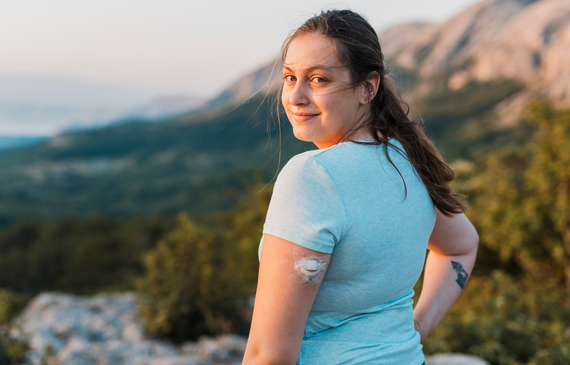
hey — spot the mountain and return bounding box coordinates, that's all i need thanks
[0,0,567,225]
[201,62,282,111]
[191,0,570,158]
[372,0,570,156]
[380,0,570,115]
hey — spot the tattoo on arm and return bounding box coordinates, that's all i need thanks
[451,261,468,289]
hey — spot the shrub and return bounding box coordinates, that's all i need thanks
[423,271,570,365]
[0,290,31,365]
[137,212,249,343]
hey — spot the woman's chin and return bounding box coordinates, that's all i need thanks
[292,129,314,143]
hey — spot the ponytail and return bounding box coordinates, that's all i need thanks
[359,74,466,216]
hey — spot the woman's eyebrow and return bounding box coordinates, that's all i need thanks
[283,64,342,73]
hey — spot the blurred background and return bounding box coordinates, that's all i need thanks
[0,0,569,364]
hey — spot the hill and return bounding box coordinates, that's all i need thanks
[0,97,311,225]
[0,0,568,224]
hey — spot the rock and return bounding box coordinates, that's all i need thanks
[147,357,213,365]
[15,292,489,365]
[426,353,491,365]
[16,292,246,365]
[195,335,247,363]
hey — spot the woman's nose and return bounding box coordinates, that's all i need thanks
[290,82,309,106]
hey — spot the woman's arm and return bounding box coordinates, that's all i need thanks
[243,234,330,365]
[413,209,479,342]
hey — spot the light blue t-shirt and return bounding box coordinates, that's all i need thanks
[259,139,436,365]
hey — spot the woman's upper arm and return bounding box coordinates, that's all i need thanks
[427,209,479,256]
[243,233,330,365]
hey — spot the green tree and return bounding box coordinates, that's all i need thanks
[216,174,272,296]
[137,212,248,342]
[423,270,570,365]
[463,101,570,287]
[0,214,172,295]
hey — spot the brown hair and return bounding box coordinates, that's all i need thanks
[276,9,465,216]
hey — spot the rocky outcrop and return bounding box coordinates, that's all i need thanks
[14,292,491,365]
[379,0,570,106]
[426,353,491,365]
[16,292,246,365]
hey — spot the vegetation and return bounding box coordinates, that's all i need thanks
[464,100,570,285]
[414,79,528,159]
[420,101,570,364]
[0,290,31,365]
[136,212,248,342]
[423,271,570,365]
[0,78,529,227]
[0,214,173,295]
[136,177,270,342]
[0,92,568,363]
[0,96,312,227]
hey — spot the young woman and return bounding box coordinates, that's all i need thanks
[243,9,479,365]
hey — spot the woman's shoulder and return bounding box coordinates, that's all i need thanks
[278,149,331,184]
[280,143,353,182]
[285,141,358,168]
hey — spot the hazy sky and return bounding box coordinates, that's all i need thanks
[0,0,481,99]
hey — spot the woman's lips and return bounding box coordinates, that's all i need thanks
[292,113,319,122]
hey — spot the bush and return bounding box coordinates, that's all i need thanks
[0,290,31,365]
[423,271,570,365]
[137,212,249,343]
[0,214,173,295]
[421,101,570,364]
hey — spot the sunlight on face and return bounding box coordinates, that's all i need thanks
[282,33,369,149]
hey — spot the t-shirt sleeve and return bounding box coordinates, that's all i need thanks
[262,153,347,254]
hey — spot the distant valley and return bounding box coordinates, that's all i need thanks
[0,76,205,139]
[0,0,568,225]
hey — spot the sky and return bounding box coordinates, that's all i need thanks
[0,0,481,100]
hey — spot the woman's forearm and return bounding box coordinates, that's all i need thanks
[413,248,477,341]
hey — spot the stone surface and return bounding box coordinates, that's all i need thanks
[15,291,489,365]
[426,353,491,365]
[16,292,245,365]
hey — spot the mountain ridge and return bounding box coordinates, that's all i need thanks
[208,0,569,113]
[379,0,570,107]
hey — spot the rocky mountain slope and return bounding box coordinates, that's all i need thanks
[215,0,569,120]
[380,0,570,123]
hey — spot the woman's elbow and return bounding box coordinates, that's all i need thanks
[243,346,298,365]
[458,215,479,256]
[468,224,480,255]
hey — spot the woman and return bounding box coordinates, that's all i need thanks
[243,9,478,365]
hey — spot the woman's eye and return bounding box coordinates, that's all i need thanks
[312,77,326,83]
[284,75,296,82]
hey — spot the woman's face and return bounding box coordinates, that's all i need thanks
[282,33,369,149]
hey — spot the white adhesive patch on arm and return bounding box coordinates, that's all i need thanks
[292,251,329,285]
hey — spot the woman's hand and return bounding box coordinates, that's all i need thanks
[413,209,479,342]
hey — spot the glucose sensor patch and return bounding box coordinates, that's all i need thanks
[292,252,328,285]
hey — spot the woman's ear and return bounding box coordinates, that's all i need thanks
[361,71,380,104]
